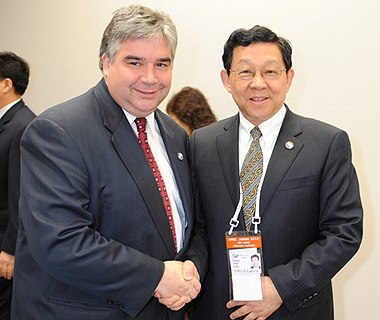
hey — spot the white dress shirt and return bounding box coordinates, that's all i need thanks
[0,98,21,119]
[123,109,186,251]
[238,105,286,217]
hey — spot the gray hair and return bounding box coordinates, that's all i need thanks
[99,5,178,70]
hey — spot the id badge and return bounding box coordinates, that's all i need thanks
[225,231,263,301]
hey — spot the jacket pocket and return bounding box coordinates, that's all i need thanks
[49,296,114,311]
[277,175,315,191]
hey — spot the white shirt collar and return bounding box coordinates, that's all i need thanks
[239,105,286,148]
[122,108,157,138]
[0,98,21,119]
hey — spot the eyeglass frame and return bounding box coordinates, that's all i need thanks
[229,66,287,80]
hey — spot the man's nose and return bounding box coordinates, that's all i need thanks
[141,65,158,84]
[249,71,267,89]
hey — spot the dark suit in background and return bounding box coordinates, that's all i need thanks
[0,100,35,254]
[0,100,35,320]
[0,52,35,320]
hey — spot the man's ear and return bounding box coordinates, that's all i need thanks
[1,78,14,94]
[220,69,232,93]
[286,68,295,93]
[101,54,111,79]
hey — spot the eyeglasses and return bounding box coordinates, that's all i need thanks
[230,66,286,80]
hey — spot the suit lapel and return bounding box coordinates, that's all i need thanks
[260,107,304,215]
[156,111,193,257]
[94,80,175,257]
[216,114,243,227]
[0,100,25,134]
[155,111,191,225]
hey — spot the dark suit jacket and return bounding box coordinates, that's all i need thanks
[189,107,363,320]
[11,79,194,320]
[0,99,35,256]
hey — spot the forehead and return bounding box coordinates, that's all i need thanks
[231,42,284,66]
[118,36,172,59]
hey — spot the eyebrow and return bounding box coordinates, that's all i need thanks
[237,59,279,65]
[158,57,172,63]
[124,55,172,63]
[125,55,143,61]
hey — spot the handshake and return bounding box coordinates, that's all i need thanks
[154,260,201,311]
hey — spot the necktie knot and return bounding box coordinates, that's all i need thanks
[251,127,262,140]
[135,117,147,134]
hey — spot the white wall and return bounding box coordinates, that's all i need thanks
[1,0,379,318]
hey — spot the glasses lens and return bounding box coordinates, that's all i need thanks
[236,68,254,80]
[233,66,283,80]
[262,67,282,79]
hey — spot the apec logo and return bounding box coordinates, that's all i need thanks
[232,254,240,263]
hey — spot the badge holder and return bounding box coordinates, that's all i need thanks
[225,195,264,301]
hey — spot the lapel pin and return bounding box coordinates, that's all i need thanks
[177,152,184,161]
[285,141,294,150]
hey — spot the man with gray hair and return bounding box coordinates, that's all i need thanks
[11,5,204,320]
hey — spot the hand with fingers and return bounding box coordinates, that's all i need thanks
[0,251,15,280]
[227,276,282,320]
[154,260,200,311]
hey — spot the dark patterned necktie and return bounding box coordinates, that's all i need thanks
[135,117,177,253]
[240,127,263,232]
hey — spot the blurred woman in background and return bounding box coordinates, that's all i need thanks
[166,86,217,136]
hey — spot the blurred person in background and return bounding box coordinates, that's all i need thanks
[167,86,216,136]
[0,51,35,320]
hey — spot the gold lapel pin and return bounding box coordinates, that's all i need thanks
[177,152,184,160]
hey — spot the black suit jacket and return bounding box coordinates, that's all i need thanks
[12,79,194,320]
[189,107,363,320]
[0,99,35,255]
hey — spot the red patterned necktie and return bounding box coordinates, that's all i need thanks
[135,117,177,253]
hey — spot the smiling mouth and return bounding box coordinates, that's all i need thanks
[251,97,267,102]
[135,88,159,96]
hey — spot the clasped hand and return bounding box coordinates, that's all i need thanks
[0,251,15,280]
[154,260,201,311]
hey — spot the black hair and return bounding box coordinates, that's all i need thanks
[0,52,30,95]
[222,25,292,76]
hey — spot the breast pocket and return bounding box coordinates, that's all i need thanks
[277,175,315,191]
